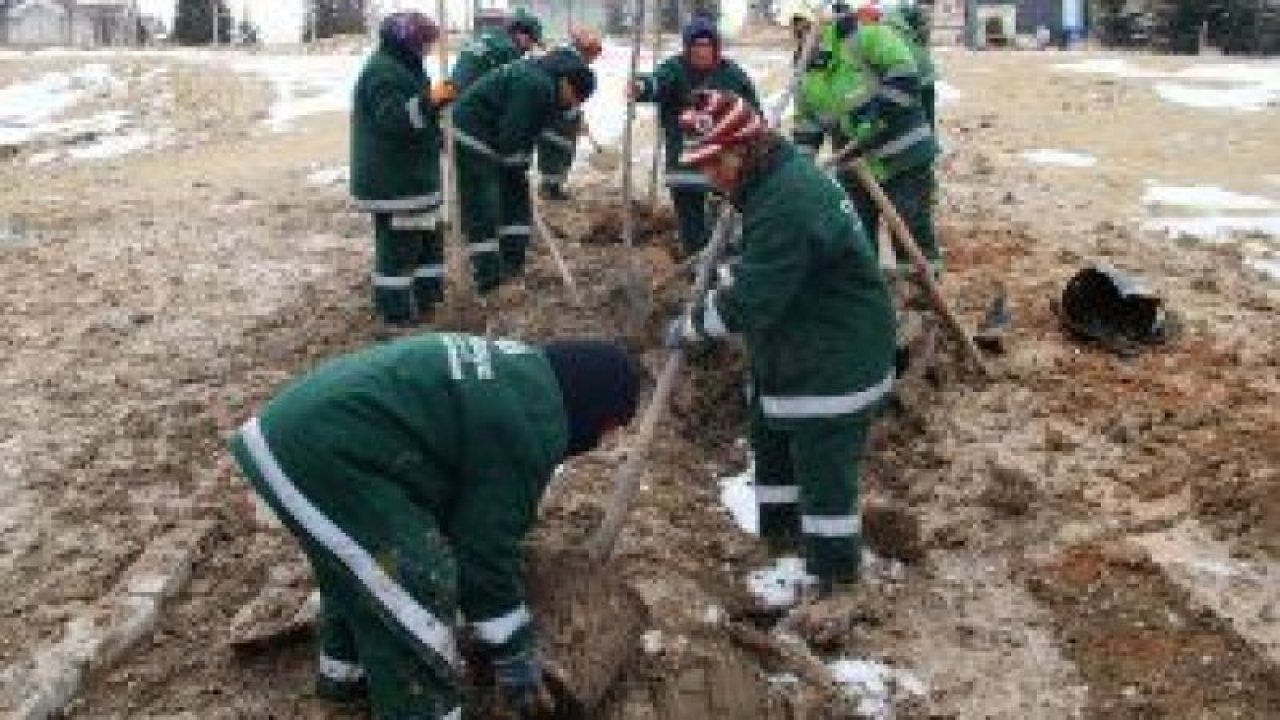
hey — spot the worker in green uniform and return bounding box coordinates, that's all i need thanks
[536,29,603,202]
[450,8,543,92]
[886,5,939,129]
[629,17,761,256]
[350,12,456,330]
[230,334,640,719]
[451,50,596,293]
[667,91,896,594]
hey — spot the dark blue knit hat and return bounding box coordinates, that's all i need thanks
[542,340,640,457]
[682,16,721,49]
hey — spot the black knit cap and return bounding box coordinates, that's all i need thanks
[542,340,640,457]
[537,47,597,100]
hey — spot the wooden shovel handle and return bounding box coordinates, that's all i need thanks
[845,160,991,379]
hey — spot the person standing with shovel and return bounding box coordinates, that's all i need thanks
[535,28,604,202]
[629,17,760,257]
[666,90,896,597]
[350,12,457,333]
[451,49,597,294]
[229,333,639,718]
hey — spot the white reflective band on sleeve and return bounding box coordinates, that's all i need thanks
[390,212,440,231]
[472,604,531,646]
[760,372,895,419]
[319,654,366,683]
[355,193,443,212]
[498,225,532,237]
[238,419,459,667]
[442,707,462,720]
[797,146,819,157]
[373,273,413,289]
[879,86,916,107]
[469,240,499,254]
[454,129,497,159]
[415,265,445,279]
[755,485,800,504]
[701,289,728,338]
[869,125,934,161]
[501,153,531,167]
[407,96,426,130]
[801,514,862,537]
[539,131,576,152]
[665,171,710,188]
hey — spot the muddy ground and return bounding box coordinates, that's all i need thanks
[1,42,1277,719]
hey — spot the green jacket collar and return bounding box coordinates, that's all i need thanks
[732,140,795,210]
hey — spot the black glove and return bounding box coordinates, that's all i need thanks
[494,652,553,718]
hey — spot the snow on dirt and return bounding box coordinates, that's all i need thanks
[828,657,928,719]
[1055,57,1280,112]
[1021,148,1097,168]
[747,556,817,609]
[0,64,123,146]
[2,37,1279,720]
[1143,184,1280,212]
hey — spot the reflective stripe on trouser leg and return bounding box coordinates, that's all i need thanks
[792,414,873,584]
[228,426,463,717]
[498,167,532,280]
[671,187,711,256]
[316,591,365,699]
[536,121,577,185]
[413,227,445,310]
[373,214,422,324]
[750,398,799,544]
[456,146,502,293]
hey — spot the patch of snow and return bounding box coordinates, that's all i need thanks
[936,80,962,105]
[1246,256,1280,281]
[719,461,758,535]
[1143,185,1279,212]
[66,132,155,161]
[229,54,364,132]
[747,556,817,610]
[1053,58,1166,79]
[1144,216,1280,242]
[1153,82,1278,112]
[306,164,350,187]
[1021,149,1097,168]
[829,658,928,719]
[1054,58,1280,112]
[0,64,122,146]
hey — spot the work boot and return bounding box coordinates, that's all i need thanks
[539,183,570,202]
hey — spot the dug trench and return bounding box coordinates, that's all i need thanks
[53,180,927,719]
[62,183,1280,718]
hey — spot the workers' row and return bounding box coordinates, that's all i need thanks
[228,6,944,718]
[352,5,939,331]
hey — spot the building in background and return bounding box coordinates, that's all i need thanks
[0,0,140,47]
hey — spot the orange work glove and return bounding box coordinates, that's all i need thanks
[428,81,457,107]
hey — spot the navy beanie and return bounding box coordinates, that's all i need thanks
[542,340,640,457]
[537,48,598,100]
[682,16,721,49]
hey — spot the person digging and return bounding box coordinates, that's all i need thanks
[665,91,897,601]
[629,16,760,257]
[452,49,597,294]
[450,7,544,93]
[350,12,457,333]
[535,28,605,202]
[229,333,639,719]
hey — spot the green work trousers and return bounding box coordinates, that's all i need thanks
[372,211,444,325]
[455,145,532,294]
[750,402,874,586]
[231,423,462,720]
